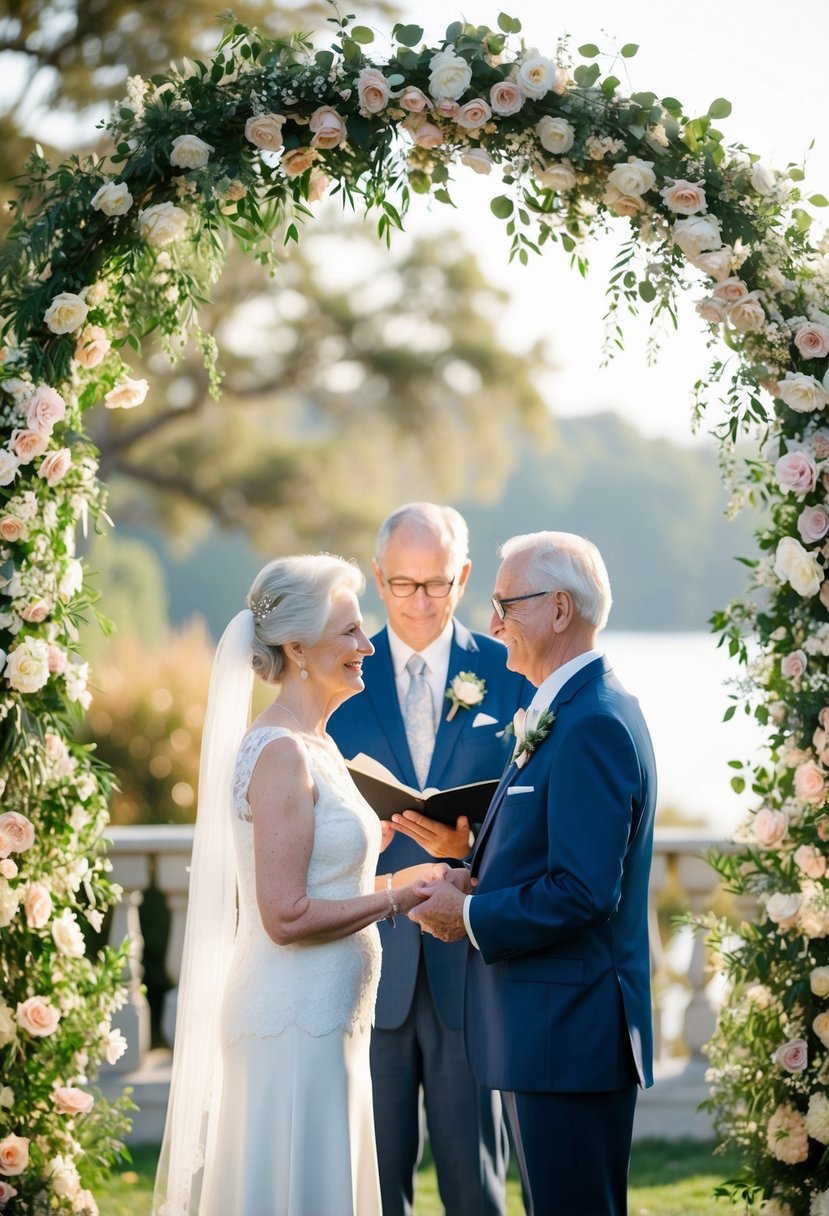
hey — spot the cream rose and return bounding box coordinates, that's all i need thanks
[52,909,86,957]
[434,99,459,119]
[308,169,330,202]
[794,322,829,360]
[428,49,473,100]
[753,807,788,847]
[24,882,52,929]
[12,428,49,464]
[537,160,577,192]
[138,201,189,247]
[244,113,286,151]
[750,162,776,195]
[170,133,214,169]
[0,881,19,930]
[672,215,722,257]
[0,861,17,880]
[90,181,133,216]
[811,966,829,997]
[726,293,765,333]
[696,297,725,324]
[775,452,817,497]
[798,505,829,544]
[281,148,318,178]
[17,995,60,1037]
[775,535,823,595]
[766,891,802,926]
[0,451,19,487]
[104,377,149,411]
[398,86,431,113]
[5,639,50,694]
[0,1006,16,1049]
[75,324,110,369]
[309,107,347,150]
[0,1181,17,1204]
[58,559,83,602]
[455,98,492,130]
[795,759,827,804]
[795,844,827,879]
[603,186,648,218]
[461,148,493,175]
[781,650,808,679]
[489,80,523,116]
[53,1086,94,1117]
[43,292,89,335]
[776,372,829,414]
[403,115,443,149]
[26,385,66,434]
[38,447,72,486]
[0,1135,28,1177]
[536,116,575,155]
[690,247,733,281]
[814,1011,829,1048]
[773,1037,807,1071]
[0,812,34,856]
[0,516,27,543]
[516,51,557,99]
[660,179,707,214]
[607,157,656,198]
[355,69,391,115]
[712,277,748,304]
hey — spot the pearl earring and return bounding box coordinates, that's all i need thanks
[299,662,308,681]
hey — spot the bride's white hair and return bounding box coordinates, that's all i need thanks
[247,553,364,684]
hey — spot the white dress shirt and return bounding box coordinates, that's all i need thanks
[387,619,454,729]
[463,648,605,948]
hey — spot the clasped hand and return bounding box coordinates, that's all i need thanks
[408,868,474,942]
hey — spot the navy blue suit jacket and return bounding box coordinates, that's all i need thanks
[328,620,528,1030]
[465,657,657,1093]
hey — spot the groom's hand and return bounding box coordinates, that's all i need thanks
[408,879,468,941]
[390,811,473,858]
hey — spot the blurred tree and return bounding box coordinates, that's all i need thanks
[79,534,170,661]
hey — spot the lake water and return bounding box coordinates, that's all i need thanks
[602,631,763,834]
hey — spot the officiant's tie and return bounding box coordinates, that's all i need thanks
[404,653,436,788]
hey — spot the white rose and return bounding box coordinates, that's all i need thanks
[138,201,189,247]
[776,372,829,413]
[44,293,89,335]
[516,51,558,99]
[461,148,493,175]
[726,293,765,333]
[0,450,19,487]
[690,247,733,281]
[0,880,19,929]
[0,1005,16,1049]
[750,163,776,195]
[428,49,472,101]
[672,215,722,257]
[536,116,575,155]
[5,638,50,693]
[90,181,133,217]
[58,559,84,602]
[607,157,656,198]
[766,891,801,924]
[101,1026,128,1065]
[775,536,823,597]
[47,1154,80,1200]
[811,966,829,997]
[52,909,86,958]
[244,113,286,151]
[104,377,149,410]
[536,160,577,192]
[169,134,214,169]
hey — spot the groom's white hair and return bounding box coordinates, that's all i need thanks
[376,502,469,570]
[499,531,612,630]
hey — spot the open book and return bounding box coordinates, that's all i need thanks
[345,753,498,826]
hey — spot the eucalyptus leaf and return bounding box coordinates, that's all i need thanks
[620,43,639,58]
[707,97,732,119]
[350,26,374,44]
[578,43,600,58]
[490,195,514,219]
[394,23,424,47]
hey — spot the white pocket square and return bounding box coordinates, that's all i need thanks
[507,785,534,795]
[472,712,499,727]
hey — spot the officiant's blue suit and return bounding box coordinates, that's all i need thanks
[329,620,527,1216]
[466,656,657,1216]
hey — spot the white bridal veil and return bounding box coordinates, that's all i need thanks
[152,609,255,1216]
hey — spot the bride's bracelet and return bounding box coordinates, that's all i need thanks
[384,873,399,928]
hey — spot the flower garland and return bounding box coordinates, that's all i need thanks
[0,6,828,1209]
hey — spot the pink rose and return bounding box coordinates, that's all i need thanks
[0,861,17,879]
[355,68,391,114]
[813,727,829,764]
[795,759,827,805]
[434,99,460,119]
[398,86,431,113]
[0,812,34,856]
[404,115,443,149]
[820,708,829,732]
[773,1037,808,1072]
[712,277,749,304]
[309,107,347,150]
[753,807,788,848]
[24,882,53,929]
[244,113,286,151]
[281,147,317,178]
[0,1134,28,1177]
[813,431,829,459]
[74,325,110,369]
[53,1086,94,1116]
[798,506,829,543]
[794,322,829,360]
[821,580,829,614]
[0,1180,18,1203]
[781,650,808,679]
[47,644,68,674]
[18,599,50,624]
[775,450,817,496]
[661,179,707,214]
[696,297,725,324]
[104,377,149,411]
[604,185,647,217]
[16,995,60,1037]
[308,169,330,203]
[455,98,492,130]
[795,845,827,879]
[818,815,829,842]
[490,81,523,116]
[26,385,66,434]
[38,448,71,486]
[0,516,26,543]
[11,428,49,464]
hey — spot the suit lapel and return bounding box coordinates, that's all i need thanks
[426,621,481,788]
[470,760,521,875]
[364,628,419,789]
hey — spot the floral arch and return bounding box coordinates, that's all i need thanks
[1,9,828,1212]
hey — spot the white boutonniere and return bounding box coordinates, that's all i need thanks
[512,708,556,768]
[445,671,486,721]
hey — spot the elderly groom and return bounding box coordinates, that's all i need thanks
[411,530,657,1216]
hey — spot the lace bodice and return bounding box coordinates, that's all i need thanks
[220,726,382,1044]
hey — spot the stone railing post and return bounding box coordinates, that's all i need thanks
[153,828,195,1048]
[676,850,721,1057]
[105,838,152,1073]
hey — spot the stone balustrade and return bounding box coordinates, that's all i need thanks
[101,825,737,1142]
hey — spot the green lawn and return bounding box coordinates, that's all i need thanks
[98,1139,742,1215]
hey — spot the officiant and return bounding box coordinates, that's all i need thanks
[328,502,528,1216]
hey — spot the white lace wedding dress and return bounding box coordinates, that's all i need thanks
[199,726,383,1216]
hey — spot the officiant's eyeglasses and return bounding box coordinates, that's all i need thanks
[490,590,554,620]
[382,576,456,598]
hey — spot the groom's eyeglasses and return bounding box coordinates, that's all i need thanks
[382,575,456,599]
[490,590,554,621]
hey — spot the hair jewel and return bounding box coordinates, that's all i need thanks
[252,593,280,623]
